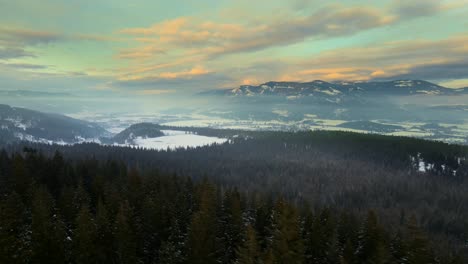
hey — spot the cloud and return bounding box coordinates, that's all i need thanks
[0,26,119,61]
[0,47,35,60]
[0,26,120,45]
[116,33,468,90]
[375,62,468,81]
[73,34,123,42]
[280,35,468,83]
[114,67,232,91]
[120,6,394,60]
[0,27,62,45]
[0,62,48,69]
[119,66,211,81]
[116,45,166,60]
[135,89,175,95]
[113,1,466,91]
[295,67,375,81]
[116,5,398,86]
[391,0,443,19]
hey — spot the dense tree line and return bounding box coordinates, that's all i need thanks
[2,131,468,254]
[0,149,465,263]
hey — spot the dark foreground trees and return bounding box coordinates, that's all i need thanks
[0,149,464,263]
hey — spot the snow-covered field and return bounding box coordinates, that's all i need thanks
[129,133,227,150]
[116,130,227,150]
[63,111,468,146]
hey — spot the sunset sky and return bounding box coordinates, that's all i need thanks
[1,0,468,95]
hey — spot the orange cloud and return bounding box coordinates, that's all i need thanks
[118,6,394,62]
[112,4,467,90]
[159,66,210,79]
[117,45,166,59]
[119,65,211,82]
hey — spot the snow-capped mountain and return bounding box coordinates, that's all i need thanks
[0,104,110,144]
[204,80,467,97]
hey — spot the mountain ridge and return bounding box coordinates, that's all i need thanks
[0,104,110,144]
[201,79,468,97]
[0,90,74,97]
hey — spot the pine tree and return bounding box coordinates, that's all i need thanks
[389,230,408,263]
[0,149,11,193]
[115,200,139,264]
[219,188,244,263]
[158,210,188,264]
[48,151,65,198]
[95,198,114,263]
[355,210,390,264]
[58,185,76,224]
[12,155,31,201]
[127,167,143,210]
[304,208,337,263]
[270,198,305,264]
[340,239,355,264]
[254,200,273,251]
[262,248,276,264]
[235,225,260,264]
[406,216,435,264]
[0,192,27,263]
[73,180,91,214]
[73,205,97,264]
[337,212,358,264]
[31,186,67,263]
[187,180,218,264]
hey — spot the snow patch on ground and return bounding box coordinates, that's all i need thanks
[5,117,31,130]
[14,133,69,145]
[272,109,289,117]
[416,90,440,95]
[395,80,413,87]
[122,133,227,150]
[161,130,191,136]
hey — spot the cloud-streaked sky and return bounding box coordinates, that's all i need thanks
[1,0,468,95]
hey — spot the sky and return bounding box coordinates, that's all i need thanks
[1,0,468,96]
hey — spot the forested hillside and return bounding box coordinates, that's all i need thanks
[1,130,468,262]
[0,149,465,263]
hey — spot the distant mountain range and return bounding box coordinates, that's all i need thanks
[0,104,109,144]
[202,80,468,97]
[0,90,73,97]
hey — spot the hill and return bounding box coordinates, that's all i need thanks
[0,104,110,144]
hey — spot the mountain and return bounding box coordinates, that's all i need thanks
[203,80,468,97]
[0,90,73,97]
[337,121,404,133]
[0,104,110,144]
[112,122,165,144]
